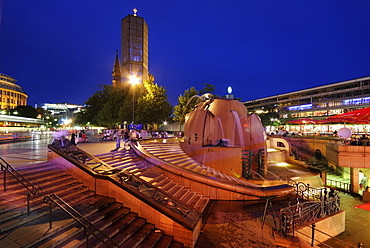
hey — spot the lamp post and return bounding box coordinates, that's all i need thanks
[129,75,140,125]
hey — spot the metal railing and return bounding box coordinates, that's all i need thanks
[44,194,119,248]
[48,144,201,229]
[0,156,38,213]
[116,170,201,224]
[282,180,341,234]
[288,179,332,201]
[326,178,351,192]
[274,180,361,247]
[280,196,340,237]
[295,223,362,248]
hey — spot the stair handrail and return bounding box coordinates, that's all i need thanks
[48,144,202,228]
[294,223,361,248]
[0,156,38,213]
[43,194,120,248]
[116,169,202,224]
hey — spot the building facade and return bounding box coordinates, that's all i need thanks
[114,10,149,86]
[244,75,370,120]
[0,73,28,110]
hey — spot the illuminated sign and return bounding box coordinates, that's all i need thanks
[343,97,370,105]
[288,104,312,111]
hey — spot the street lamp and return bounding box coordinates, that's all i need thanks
[130,75,140,124]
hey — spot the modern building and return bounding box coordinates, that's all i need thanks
[113,9,149,86]
[244,75,370,120]
[243,75,370,197]
[39,103,85,120]
[0,73,28,110]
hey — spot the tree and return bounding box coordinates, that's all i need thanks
[252,105,280,127]
[199,83,216,95]
[95,86,131,127]
[75,84,130,127]
[173,83,216,124]
[13,105,38,118]
[75,79,172,128]
[173,87,199,124]
[135,79,172,126]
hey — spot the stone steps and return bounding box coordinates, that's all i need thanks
[94,147,210,213]
[0,162,184,248]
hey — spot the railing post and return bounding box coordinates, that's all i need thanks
[307,183,310,200]
[3,167,6,191]
[311,223,316,246]
[292,215,295,237]
[26,192,30,214]
[48,200,53,229]
[85,227,89,248]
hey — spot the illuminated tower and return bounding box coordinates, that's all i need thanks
[121,9,149,84]
[112,51,121,87]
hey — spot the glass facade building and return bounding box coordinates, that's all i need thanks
[244,75,370,120]
[120,14,149,85]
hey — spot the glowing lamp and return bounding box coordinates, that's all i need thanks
[227,86,232,94]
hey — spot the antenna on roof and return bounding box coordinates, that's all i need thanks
[133,8,137,16]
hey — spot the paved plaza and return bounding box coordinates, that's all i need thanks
[0,135,369,247]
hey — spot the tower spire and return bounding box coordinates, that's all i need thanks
[112,50,121,87]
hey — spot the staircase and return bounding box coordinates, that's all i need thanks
[0,162,184,248]
[92,148,210,213]
[137,142,260,187]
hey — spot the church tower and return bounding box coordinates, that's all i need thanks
[120,9,149,85]
[112,50,122,87]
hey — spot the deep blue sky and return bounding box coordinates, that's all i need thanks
[1,0,369,107]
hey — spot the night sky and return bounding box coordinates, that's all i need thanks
[1,0,369,107]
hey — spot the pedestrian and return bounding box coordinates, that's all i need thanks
[122,129,130,149]
[360,174,368,195]
[71,133,77,146]
[130,129,139,142]
[112,129,121,151]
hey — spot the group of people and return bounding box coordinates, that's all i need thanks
[51,130,76,152]
[112,129,140,151]
[70,130,88,145]
[150,131,169,138]
[356,134,369,146]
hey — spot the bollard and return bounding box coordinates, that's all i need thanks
[311,223,316,247]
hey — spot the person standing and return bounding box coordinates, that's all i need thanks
[360,174,368,195]
[130,129,139,142]
[122,129,129,149]
[112,129,121,151]
[71,133,77,146]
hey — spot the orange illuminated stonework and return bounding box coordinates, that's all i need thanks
[0,73,28,110]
